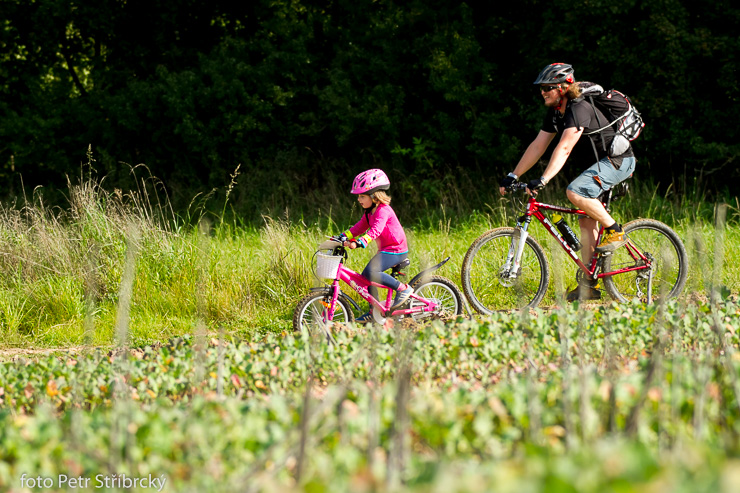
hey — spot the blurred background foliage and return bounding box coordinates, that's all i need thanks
[1,0,738,221]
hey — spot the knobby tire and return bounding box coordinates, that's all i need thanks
[461,227,550,313]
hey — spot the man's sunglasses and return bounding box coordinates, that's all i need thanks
[540,85,560,92]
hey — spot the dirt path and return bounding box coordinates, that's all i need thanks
[0,345,111,361]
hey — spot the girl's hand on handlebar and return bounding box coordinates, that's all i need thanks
[344,240,357,249]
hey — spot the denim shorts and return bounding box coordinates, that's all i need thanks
[567,156,636,199]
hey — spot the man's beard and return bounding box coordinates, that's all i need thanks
[544,96,562,108]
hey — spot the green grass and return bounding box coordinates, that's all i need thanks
[0,175,737,348]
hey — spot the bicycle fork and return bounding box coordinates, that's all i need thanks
[321,281,341,323]
[501,225,529,284]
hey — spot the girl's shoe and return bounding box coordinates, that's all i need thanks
[390,286,414,309]
[355,312,373,323]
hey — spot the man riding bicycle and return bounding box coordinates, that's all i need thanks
[499,63,637,301]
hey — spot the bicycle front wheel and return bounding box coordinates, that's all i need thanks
[602,219,688,303]
[293,290,355,336]
[409,275,465,322]
[461,227,550,313]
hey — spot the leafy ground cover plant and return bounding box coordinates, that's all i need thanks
[2,299,740,491]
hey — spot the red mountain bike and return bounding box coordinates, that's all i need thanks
[461,182,688,312]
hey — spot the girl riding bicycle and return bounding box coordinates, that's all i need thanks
[338,169,413,322]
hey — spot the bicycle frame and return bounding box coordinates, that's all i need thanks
[322,256,440,323]
[513,191,653,282]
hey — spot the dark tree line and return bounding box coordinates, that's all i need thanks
[1,0,738,215]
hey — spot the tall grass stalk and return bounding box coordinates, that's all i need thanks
[220,164,241,228]
[558,312,575,449]
[578,330,592,444]
[114,222,139,348]
[388,326,413,490]
[524,312,542,445]
[711,204,728,303]
[626,300,666,437]
[296,374,312,484]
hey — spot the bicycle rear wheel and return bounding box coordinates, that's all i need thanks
[293,290,355,336]
[602,219,688,303]
[409,275,464,321]
[461,227,550,313]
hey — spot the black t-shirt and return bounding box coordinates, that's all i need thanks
[541,97,634,167]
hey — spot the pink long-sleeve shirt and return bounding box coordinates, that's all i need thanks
[346,204,408,254]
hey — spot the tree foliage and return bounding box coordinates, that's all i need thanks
[1,0,738,210]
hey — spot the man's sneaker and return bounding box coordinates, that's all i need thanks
[390,286,414,310]
[566,283,602,302]
[355,312,373,323]
[595,228,628,253]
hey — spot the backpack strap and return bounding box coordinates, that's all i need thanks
[583,112,628,135]
[571,97,603,165]
[565,97,601,168]
[574,82,612,161]
[586,96,609,155]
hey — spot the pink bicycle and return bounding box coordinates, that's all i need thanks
[461,182,688,312]
[293,238,464,335]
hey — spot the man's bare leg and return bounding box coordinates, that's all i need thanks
[566,190,613,299]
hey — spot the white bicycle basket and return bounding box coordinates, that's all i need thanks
[315,253,342,279]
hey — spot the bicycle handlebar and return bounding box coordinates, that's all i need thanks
[506,182,530,193]
[318,239,343,250]
[506,178,625,209]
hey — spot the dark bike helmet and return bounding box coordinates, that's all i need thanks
[533,63,575,85]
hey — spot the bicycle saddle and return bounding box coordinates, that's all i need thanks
[598,181,629,207]
[390,258,411,276]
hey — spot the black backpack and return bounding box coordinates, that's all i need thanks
[578,82,645,158]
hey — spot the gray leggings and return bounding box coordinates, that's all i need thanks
[362,251,408,300]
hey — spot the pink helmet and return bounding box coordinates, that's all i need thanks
[351,169,390,195]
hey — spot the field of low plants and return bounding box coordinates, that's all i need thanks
[1,176,740,491]
[2,299,740,491]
